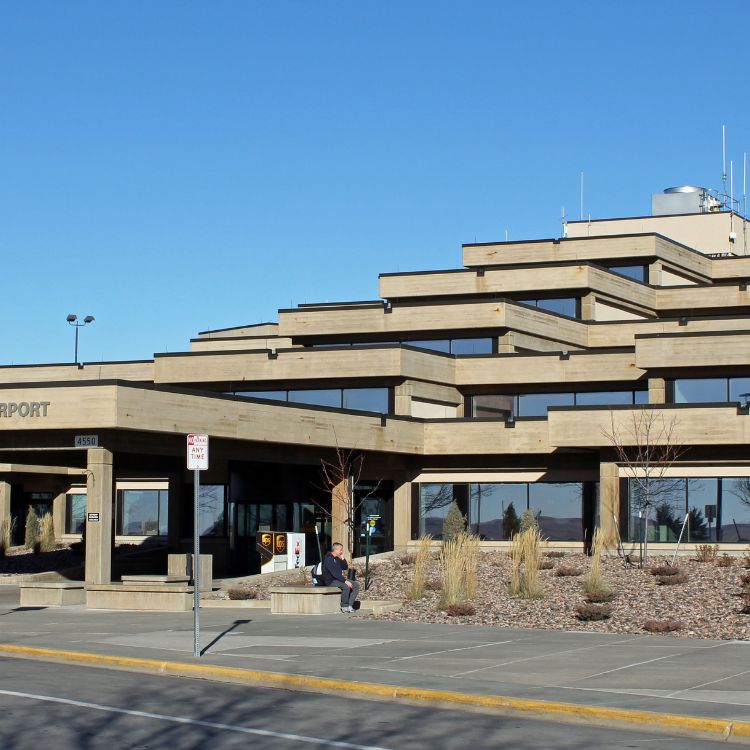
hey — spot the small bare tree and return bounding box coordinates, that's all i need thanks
[313,446,380,560]
[602,408,685,566]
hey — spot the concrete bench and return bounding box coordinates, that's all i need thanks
[120,575,190,588]
[269,585,342,615]
[87,582,194,611]
[19,582,86,607]
[168,553,213,593]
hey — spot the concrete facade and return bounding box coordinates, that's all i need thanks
[1,207,750,584]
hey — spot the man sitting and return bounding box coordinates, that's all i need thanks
[322,542,360,613]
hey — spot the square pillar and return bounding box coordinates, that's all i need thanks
[167,473,183,551]
[53,489,66,541]
[0,481,10,530]
[580,292,596,321]
[649,261,663,286]
[648,377,666,404]
[85,448,114,585]
[394,383,413,416]
[393,477,412,552]
[599,462,620,546]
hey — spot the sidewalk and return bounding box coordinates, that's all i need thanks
[1,584,749,741]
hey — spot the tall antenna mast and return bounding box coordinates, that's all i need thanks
[561,205,567,237]
[730,159,735,236]
[722,125,728,207]
[579,172,584,220]
[744,152,747,255]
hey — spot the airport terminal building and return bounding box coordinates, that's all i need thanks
[2,186,750,582]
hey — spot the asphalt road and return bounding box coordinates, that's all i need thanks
[0,657,732,749]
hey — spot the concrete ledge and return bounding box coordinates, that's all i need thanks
[269,586,341,615]
[86,583,194,611]
[19,582,86,607]
[121,575,190,585]
[0,643,748,745]
[201,599,271,609]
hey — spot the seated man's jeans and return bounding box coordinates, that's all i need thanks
[330,579,360,607]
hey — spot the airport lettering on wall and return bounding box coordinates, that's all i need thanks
[0,402,51,418]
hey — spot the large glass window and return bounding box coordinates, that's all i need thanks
[342,388,390,413]
[233,387,391,414]
[65,493,86,534]
[117,489,168,536]
[449,338,494,355]
[288,389,342,408]
[519,298,579,318]
[528,483,584,541]
[471,394,514,418]
[673,378,727,403]
[408,339,451,353]
[517,392,574,417]
[576,391,638,406]
[197,485,226,536]
[720,479,750,542]
[608,265,647,283]
[419,481,586,541]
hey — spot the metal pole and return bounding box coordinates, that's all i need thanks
[74,326,79,365]
[193,468,201,658]
[364,523,371,591]
[671,513,690,566]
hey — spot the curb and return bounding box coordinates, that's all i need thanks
[0,643,748,744]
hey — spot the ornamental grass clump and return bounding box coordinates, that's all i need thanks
[0,518,13,559]
[406,535,433,601]
[717,554,734,568]
[582,528,613,598]
[509,524,544,599]
[39,513,56,553]
[441,501,467,542]
[440,531,480,608]
[227,588,258,600]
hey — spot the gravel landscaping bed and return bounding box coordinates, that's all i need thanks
[0,547,82,576]
[363,551,750,640]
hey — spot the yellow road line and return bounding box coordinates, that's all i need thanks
[0,643,747,743]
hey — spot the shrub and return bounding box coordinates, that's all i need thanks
[0,517,12,552]
[227,588,258,600]
[399,553,417,566]
[739,572,750,587]
[717,554,734,568]
[444,602,476,617]
[24,506,39,551]
[519,508,538,533]
[406,535,432,601]
[538,560,554,570]
[656,573,688,585]
[650,565,680,577]
[742,555,750,569]
[39,513,55,553]
[440,532,479,607]
[545,551,566,558]
[742,593,750,613]
[424,578,442,591]
[555,566,583,577]
[643,619,683,633]
[585,590,616,603]
[509,525,544,599]
[442,502,467,542]
[695,544,718,563]
[576,603,612,621]
[583,528,612,597]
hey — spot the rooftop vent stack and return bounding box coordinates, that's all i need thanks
[651,186,720,216]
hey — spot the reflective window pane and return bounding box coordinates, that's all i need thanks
[575,391,634,406]
[470,483,526,540]
[517,392,574,417]
[450,338,493,355]
[720,479,750,542]
[407,340,451,353]
[342,388,389,413]
[528,483,583,540]
[234,390,287,401]
[608,265,647,283]
[729,378,750,404]
[472,394,514,418]
[419,484,455,537]
[535,298,578,317]
[66,493,86,534]
[686,479,717,542]
[673,378,727,403]
[628,478,685,542]
[288,389,342,408]
[634,389,649,404]
[119,490,161,536]
[198,485,226,536]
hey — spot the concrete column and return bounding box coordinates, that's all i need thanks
[167,473,182,551]
[0,481,10,530]
[649,261,663,286]
[52,489,67,541]
[648,377,666,404]
[331,477,350,557]
[580,292,596,321]
[599,462,620,546]
[393,477,412,552]
[497,332,515,353]
[394,383,413,416]
[85,448,114,585]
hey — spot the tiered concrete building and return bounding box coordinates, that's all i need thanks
[2,186,750,580]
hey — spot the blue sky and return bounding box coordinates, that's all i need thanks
[1,1,749,364]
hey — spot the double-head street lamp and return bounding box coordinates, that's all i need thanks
[66,314,95,364]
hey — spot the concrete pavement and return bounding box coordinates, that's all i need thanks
[0,585,749,742]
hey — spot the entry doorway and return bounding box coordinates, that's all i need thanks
[353,481,393,558]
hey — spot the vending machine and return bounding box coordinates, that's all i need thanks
[256,531,306,574]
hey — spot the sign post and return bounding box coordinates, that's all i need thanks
[187,433,208,658]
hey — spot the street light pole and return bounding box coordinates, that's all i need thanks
[66,314,95,364]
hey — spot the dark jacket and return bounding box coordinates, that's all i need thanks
[322,552,347,585]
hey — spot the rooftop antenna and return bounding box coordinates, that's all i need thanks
[730,159,735,237]
[579,171,584,220]
[504,228,508,241]
[561,205,567,237]
[744,152,747,255]
[722,125,728,207]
